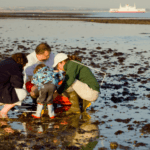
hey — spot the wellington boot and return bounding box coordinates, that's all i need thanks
[47,104,55,119]
[32,103,43,119]
[65,91,81,115]
[81,112,91,121]
[82,100,91,112]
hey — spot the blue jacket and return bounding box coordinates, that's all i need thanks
[31,66,63,90]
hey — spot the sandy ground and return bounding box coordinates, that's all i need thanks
[0,18,150,149]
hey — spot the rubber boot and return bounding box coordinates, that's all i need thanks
[82,99,91,112]
[32,103,43,119]
[65,91,81,115]
[47,104,55,119]
[81,112,91,121]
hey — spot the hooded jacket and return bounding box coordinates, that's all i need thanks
[31,66,63,90]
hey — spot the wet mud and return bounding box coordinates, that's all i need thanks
[0,112,99,150]
[0,19,150,149]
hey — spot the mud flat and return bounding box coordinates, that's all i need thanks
[0,12,150,25]
[0,19,150,149]
[33,18,150,25]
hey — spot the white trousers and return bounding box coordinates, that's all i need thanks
[67,80,99,102]
[0,88,27,106]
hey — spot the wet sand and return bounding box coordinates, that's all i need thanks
[0,18,150,149]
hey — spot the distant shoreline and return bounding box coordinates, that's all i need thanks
[0,12,150,25]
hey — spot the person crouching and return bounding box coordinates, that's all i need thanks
[31,64,63,119]
[0,53,28,118]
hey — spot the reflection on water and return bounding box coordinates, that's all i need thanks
[0,112,99,149]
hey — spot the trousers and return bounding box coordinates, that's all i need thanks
[67,80,99,102]
[37,82,56,104]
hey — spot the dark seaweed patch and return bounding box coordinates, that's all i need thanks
[115,118,132,123]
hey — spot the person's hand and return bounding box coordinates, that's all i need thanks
[53,70,59,72]
[53,90,59,99]
[30,91,36,98]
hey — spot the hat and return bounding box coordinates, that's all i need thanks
[53,53,68,67]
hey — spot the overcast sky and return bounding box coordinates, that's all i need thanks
[0,0,149,9]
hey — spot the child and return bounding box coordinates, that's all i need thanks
[31,64,64,119]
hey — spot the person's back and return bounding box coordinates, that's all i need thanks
[0,58,23,91]
[31,65,63,90]
[0,58,15,83]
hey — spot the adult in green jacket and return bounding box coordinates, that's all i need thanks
[53,53,100,114]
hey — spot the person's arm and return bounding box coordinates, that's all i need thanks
[58,71,65,81]
[25,64,40,77]
[57,65,77,94]
[23,52,37,84]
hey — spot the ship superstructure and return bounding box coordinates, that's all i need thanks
[109,4,145,13]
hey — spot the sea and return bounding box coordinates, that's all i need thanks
[90,11,150,19]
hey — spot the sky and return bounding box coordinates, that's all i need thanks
[0,0,150,9]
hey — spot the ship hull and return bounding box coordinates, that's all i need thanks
[110,11,145,13]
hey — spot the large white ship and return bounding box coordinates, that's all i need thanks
[109,4,145,13]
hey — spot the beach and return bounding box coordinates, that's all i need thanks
[0,15,150,149]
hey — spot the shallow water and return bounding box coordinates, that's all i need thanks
[0,19,150,149]
[90,12,150,19]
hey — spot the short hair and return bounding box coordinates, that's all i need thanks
[35,43,51,54]
[11,53,28,68]
[33,64,46,74]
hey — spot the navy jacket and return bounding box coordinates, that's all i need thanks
[0,58,24,104]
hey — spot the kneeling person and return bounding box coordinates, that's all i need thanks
[31,64,63,119]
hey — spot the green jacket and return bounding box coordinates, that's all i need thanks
[57,60,100,94]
